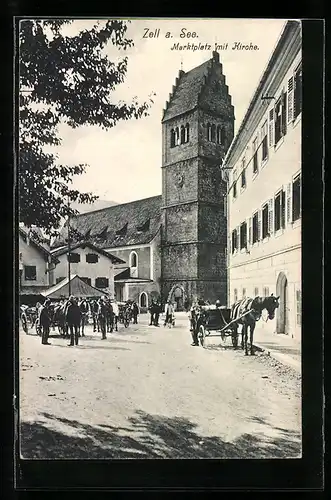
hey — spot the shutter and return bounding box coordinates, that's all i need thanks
[257,210,262,241]
[282,92,287,136]
[287,77,294,123]
[286,182,292,225]
[269,109,274,147]
[281,189,286,228]
[268,199,274,235]
[248,217,252,247]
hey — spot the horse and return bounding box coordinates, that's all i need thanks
[230,294,280,355]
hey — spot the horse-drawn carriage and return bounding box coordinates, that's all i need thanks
[191,305,240,348]
[20,305,39,334]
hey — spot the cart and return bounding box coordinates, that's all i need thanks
[197,306,252,348]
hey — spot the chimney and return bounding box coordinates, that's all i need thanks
[212,51,220,63]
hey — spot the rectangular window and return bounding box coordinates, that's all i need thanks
[274,190,286,231]
[234,289,238,302]
[24,265,36,281]
[233,181,237,199]
[275,93,287,145]
[86,253,99,264]
[252,137,258,173]
[56,276,65,284]
[263,286,269,297]
[296,289,302,326]
[261,120,268,161]
[252,212,259,243]
[294,63,302,119]
[231,229,238,253]
[81,277,92,286]
[241,169,246,188]
[262,203,269,239]
[68,252,80,263]
[242,288,246,299]
[292,174,301,221]
[240,222,247,249]
[254,287,259,297]
[95,277,109,289]
[269,109,274,146]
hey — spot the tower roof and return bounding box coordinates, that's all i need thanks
[162,52,222,122]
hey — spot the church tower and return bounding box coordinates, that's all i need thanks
[161,51,235,307]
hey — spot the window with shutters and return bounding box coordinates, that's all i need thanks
[68,252,80,263]
[294,63,302,119]
[254,287,259,297]
[261,120,268,162]
[292,174,301,221]
[24,265,37,281]
[262,203,269,239]
[81,277,92,286]
[274,93,287,145]
[274,190,286,231]
[240,222,247,249]
[95,277,109,289]
[252,212,259,243]
[252,137,258,173]
[86,253,99,264]
[231,229,238,253]
[296,289,301,326]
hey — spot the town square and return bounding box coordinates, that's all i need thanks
[18,19,302,461]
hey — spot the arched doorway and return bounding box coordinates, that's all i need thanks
[276,272,288,334]
[167,285,186,311]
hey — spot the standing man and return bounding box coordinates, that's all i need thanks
[163,300,175,327]
[79,298,89,336]
[132,301,139,324]
[65,296,81,346]
[154,299,161,327]
[111,299,119,332]
[98,296,108,340]
[38,299,52,345]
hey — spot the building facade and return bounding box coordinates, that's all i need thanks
[19,227,58,298]
[50,242,124,299]
[223,21,302,340]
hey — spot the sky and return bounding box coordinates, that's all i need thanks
[51,18,288,205]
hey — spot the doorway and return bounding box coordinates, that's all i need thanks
[276,272,288,334]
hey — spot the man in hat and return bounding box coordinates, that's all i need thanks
[65,295,81,346]
[97,296,108,339]
[38,299,52,345]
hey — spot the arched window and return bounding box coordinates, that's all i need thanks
[180,125,185,144]
[175,127,180,146]
[139,292,148,308]
[129,251,138,278]
[211,124,216,142]
[185,123,190,143]
[207,123,212,141]
[170,129,175,148]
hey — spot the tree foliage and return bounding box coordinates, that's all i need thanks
[19,19,154,235]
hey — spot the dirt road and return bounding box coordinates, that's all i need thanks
[19,315,301,459]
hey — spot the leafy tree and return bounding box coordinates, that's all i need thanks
[19,19,154,236]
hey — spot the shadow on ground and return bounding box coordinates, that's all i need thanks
[20,410,301,460]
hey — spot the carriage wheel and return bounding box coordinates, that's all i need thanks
[21,316,28,334]
[35,320,41,336]
[231,331,238,349]
[124,317,129,328]
[198,325,206,348]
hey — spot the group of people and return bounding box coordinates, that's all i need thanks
[148,299,176,327]
[36,296,139,347]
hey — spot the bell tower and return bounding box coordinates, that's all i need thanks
[161,51,235,306]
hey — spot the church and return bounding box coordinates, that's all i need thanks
[52,51,234,311]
